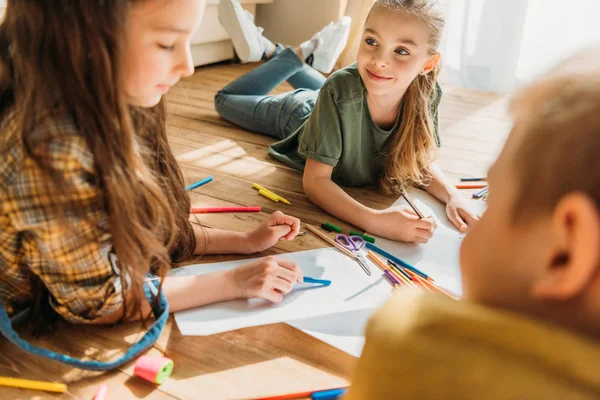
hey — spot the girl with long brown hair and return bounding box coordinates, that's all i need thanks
[215,0,480,243]
[0,0,304,337]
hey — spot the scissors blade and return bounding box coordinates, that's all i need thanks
[355,253,371,275]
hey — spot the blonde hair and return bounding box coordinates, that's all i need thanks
[510,47,600,220]
[370,0,445,193]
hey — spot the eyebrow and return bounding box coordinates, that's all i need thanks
[153,26,192,34]
[364,28,418,47]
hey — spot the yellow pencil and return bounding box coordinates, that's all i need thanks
[306,225,356,260]
[0,376,67,393]
[253,183,291,205]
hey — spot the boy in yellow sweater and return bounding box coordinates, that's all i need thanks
[345,48,600,399]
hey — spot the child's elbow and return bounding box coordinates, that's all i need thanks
[302,171,318,199]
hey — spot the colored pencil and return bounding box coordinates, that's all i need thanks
[401,191,425,219]
[368,251,415,288]
[191,206,261,213]
[365,242,433,281]
[460,177,486,182]
[388,260,412,280]
[472,186,489,199]
[305,225,356,260]
[404,270,458,300]
[367,250,388,271]
[386,261,419,289]
[0,377,67,393]
[456,183,488,189]
[186,176,213,191]
[255,387,347,400]
[384,269,402,285]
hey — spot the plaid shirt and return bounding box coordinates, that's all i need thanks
[0,108,124,323]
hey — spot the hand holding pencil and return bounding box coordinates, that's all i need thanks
[370,207,437,243]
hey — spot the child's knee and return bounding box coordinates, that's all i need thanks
[214,91,227,115]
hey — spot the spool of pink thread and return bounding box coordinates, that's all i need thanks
[134,356,174,384]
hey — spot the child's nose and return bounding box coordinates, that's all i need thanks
[178,47,195,78]
[371,49,389,68]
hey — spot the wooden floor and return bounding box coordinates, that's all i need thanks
[0,62,513,400]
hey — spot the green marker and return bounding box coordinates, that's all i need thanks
[323,222,342,233]
[350,231,376,244]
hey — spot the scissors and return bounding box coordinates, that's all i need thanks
[335,234,371,276]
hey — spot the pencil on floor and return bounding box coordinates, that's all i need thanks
[456,183,488,189]
[0,377,67,393]
[460,177,486,182]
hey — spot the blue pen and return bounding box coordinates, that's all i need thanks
[312,388,347,399]
[186,176,213,191]
[303,277,331,286]
[365,242,429,280]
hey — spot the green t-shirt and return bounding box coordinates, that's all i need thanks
[268,63,442,187]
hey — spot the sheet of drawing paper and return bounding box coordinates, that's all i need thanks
[368,188,487,296]
[170,248,392,336]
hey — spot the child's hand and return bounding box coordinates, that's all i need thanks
[228,256,303,303]
[245,211,301,253]
[446,195,480,232]
[374,207,438,243]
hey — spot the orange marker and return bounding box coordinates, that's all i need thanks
[456,184,488,189]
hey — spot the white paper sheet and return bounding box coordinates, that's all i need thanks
[170,248,392,336]
[171,190,486,358]
[368,188,487,296]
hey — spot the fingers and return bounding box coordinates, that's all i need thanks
[270,211,301,240]
[260,285,284,303]
[274,257,303,283]
[415,216,437,230]
[459,208,479,226]
[399,208,419,219]
[448,208,467,232]
[272,224,292,241]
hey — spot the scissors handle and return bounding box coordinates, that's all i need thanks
[335,234,355,251]
[349,235,365,250]
[335,234,365,252]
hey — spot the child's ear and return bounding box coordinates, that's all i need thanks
[532,193,600,300]
[420,53,441,75]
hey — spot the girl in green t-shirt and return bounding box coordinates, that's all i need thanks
[216,0,480,243]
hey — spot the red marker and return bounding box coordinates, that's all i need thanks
[191,206,261,213]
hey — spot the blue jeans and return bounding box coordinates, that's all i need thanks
[214,46,325,140]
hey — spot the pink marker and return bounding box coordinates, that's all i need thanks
[93,384,108,400]
[191,206,261,213]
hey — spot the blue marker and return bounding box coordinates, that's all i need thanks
[312,388,347,399]
[303,277,331,286]
[186,176,213,191]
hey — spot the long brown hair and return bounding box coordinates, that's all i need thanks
[0,0,199,320]
[372,0,445,194]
